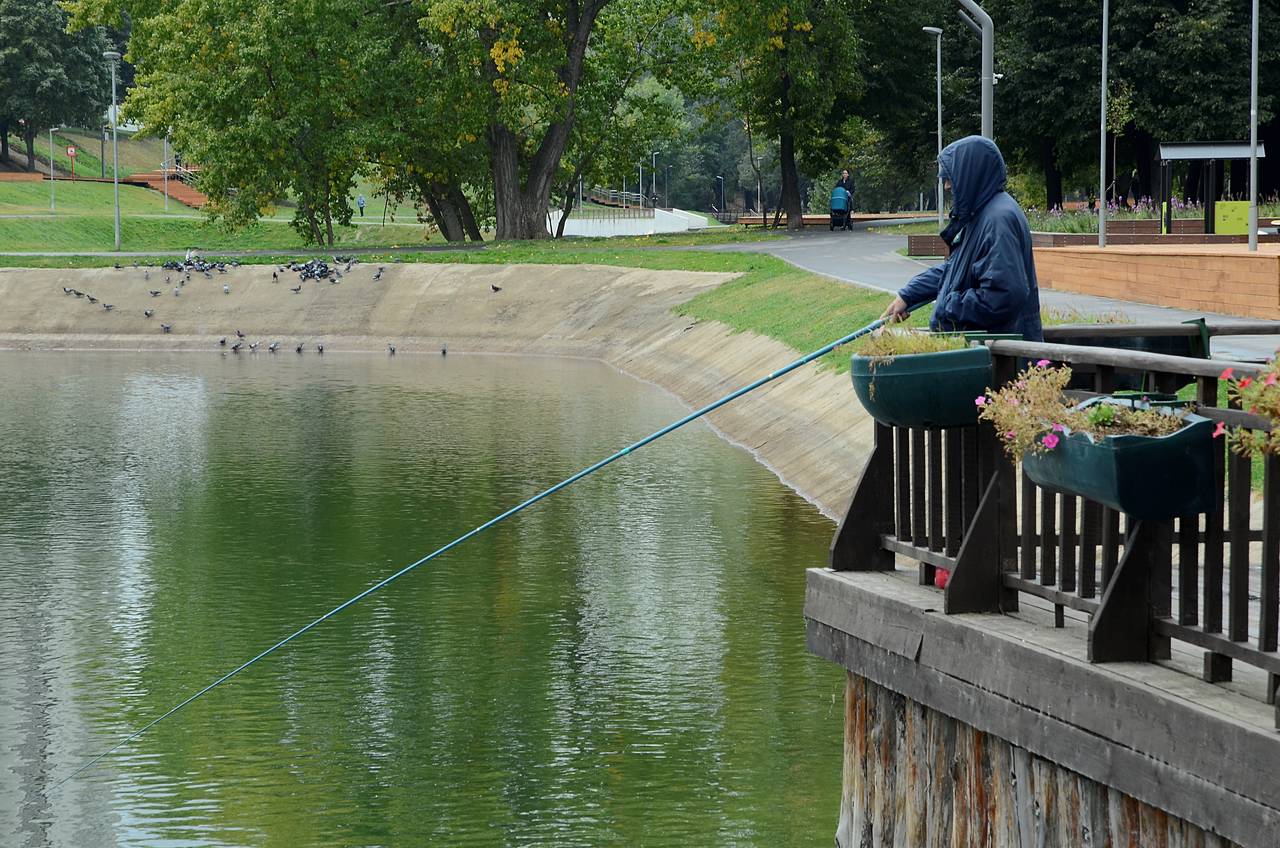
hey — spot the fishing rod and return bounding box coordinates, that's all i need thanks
[58,304,924,787]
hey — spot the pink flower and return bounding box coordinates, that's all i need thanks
[1213,421,1227,439]
[1009,398,1020,406]
[1051,423,1065,432]
[1266,373,1278,387]
[1036,359,1051,367]
[975,395,988,407]
[1220,367,1235,380]
[1042,433,1060,449]
[1241,377,1254,388]
[1005,431,1015,439]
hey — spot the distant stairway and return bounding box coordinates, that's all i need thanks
[126,168,208,209]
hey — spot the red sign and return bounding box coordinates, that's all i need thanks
[66,146,77,158]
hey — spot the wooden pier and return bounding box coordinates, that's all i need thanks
[806,331,1280,847]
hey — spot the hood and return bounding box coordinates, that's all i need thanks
[939,135,1007,239]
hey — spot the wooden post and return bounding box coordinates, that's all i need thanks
[1088,519,1173,662]
[830,422,895,571]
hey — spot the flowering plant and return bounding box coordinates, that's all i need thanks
[976,361,1190,461]
[1219,364,1280,455]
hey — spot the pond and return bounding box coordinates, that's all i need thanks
[0,351,842,847]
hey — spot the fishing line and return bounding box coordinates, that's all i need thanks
[57,306,921,787]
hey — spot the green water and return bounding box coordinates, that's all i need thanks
[0,351,843,847]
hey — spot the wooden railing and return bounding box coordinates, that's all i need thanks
[830,329,1280,726]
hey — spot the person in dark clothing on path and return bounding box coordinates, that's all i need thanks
[881,136,1043,341]
[835,169,855,230]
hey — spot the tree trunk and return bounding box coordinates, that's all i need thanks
[1039,138,1063,210]
[449,185,483,242]
[1,120,9,163]
[323,179,335,247]
[778,77,804,231]
[554,184,574,238]
[1132,127,1156,203]
[426,179,467,242]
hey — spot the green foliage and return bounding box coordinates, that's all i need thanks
[0,0,111,169]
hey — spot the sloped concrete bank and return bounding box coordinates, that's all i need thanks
[0,262,872,518]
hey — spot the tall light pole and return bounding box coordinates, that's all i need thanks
[651,151,658,205]
[1098,1,1109,247]
[956,0,993,139]
[103,50,122,251]
[48,126,58,212]
[1249,0,1260,251]
[163,133,170,213]
[923,27,944,228]
[638,163,644,207]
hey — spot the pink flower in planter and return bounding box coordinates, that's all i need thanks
[1051,423,1065,432]
[1042,433,1060,449]
[1266,373,1278,387]
[1008,398,1020,406]
[1036,359,1051,367]
[1005,431,1016,439]
[975,395,988,406]
[1213,421,1227,439]
[1240,377,1254,388]
[1220,367,1235,381]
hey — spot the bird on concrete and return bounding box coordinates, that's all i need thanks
[249,341,260,352]
[149,289,161,297]
[387,343,396,355]
[144,309,154,318]
[231,341,243,353]
[268,342,279,353]
[102,303,114,311]
[219,336,226,346]
[291,285,303,293]
[203,271,213,280]
[72,290,84,298]
[165,275,172,286]
[441,344,447,356]
[113,263,122,270]
[223,284,230,295]
[372,267,384,281]
[490,284,502,293]
[62,286,73,295]
[144,270,150,281]
[174,288,181,297]
[236,329,245,339]
[316,343,324,354]
[272,270,279,283]
[160,323,172,333]
[86,295,98,304]
[295,343,304,354]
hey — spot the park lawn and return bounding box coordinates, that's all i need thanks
[1,179,196,216]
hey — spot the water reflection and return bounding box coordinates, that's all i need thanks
[0,351,843,846]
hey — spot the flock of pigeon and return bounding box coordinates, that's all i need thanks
[59,254,501,356]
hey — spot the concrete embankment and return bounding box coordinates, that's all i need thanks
[0,262,871,518]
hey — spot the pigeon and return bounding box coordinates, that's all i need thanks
[268,342,279,353]
[316,343,324,354]
[219,337,226,346]
[236,329,245,339]
[387,343,396,355]
[132,261,138,268]
[160,323,172,333]
[291,285,303,293]
[113,263,122,270]
[490,284,502,293]
[62,286,73,295]
[372,267,383,281]
[441,344,447,356]
[231,341,242,353]
[72,290,84,298]
[165,275,171,285]
[86,295,98,304]
[102,303,114,311]
[249,341,260,352]
[144,309,154,318]
[174,288,181,297]
[144,270,150,281]
[149,290,162,297]
[203,271,213,279]
[223,284,230,295]
[295,343,303,354]
[272,271,279,283]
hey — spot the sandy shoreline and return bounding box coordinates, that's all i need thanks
[0,262,873,518]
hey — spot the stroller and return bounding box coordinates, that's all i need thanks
[829,186,852,231]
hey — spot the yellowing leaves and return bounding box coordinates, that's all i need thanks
[692,28,717,49]
[489,37,523,73]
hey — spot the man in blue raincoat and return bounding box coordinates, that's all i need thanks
[882,136,1043,341]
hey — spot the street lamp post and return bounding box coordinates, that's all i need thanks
[956,0,993,139]
[1249,0,1260,251]
[103,50,122,251]
[638,163,644,208]
[49,126,58,212]
[1098,0,1109,247]
[163,134,170,213]
[651,151,658,206]
[923,27,944,228]
[715,175,725,217]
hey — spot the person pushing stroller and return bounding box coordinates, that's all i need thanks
[830,169,855,231]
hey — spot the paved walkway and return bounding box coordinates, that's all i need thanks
[707,226,1280,362]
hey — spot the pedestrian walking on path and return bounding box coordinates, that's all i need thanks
[835,169,855,231]
[882,136,1043,341]
[357,194,366,218]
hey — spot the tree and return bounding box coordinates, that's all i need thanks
[0,0,110,171]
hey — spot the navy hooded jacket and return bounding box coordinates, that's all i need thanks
[899,136,1043,341]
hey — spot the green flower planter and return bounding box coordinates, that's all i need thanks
[850,345,992,429]
[1022,399,1214,520]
